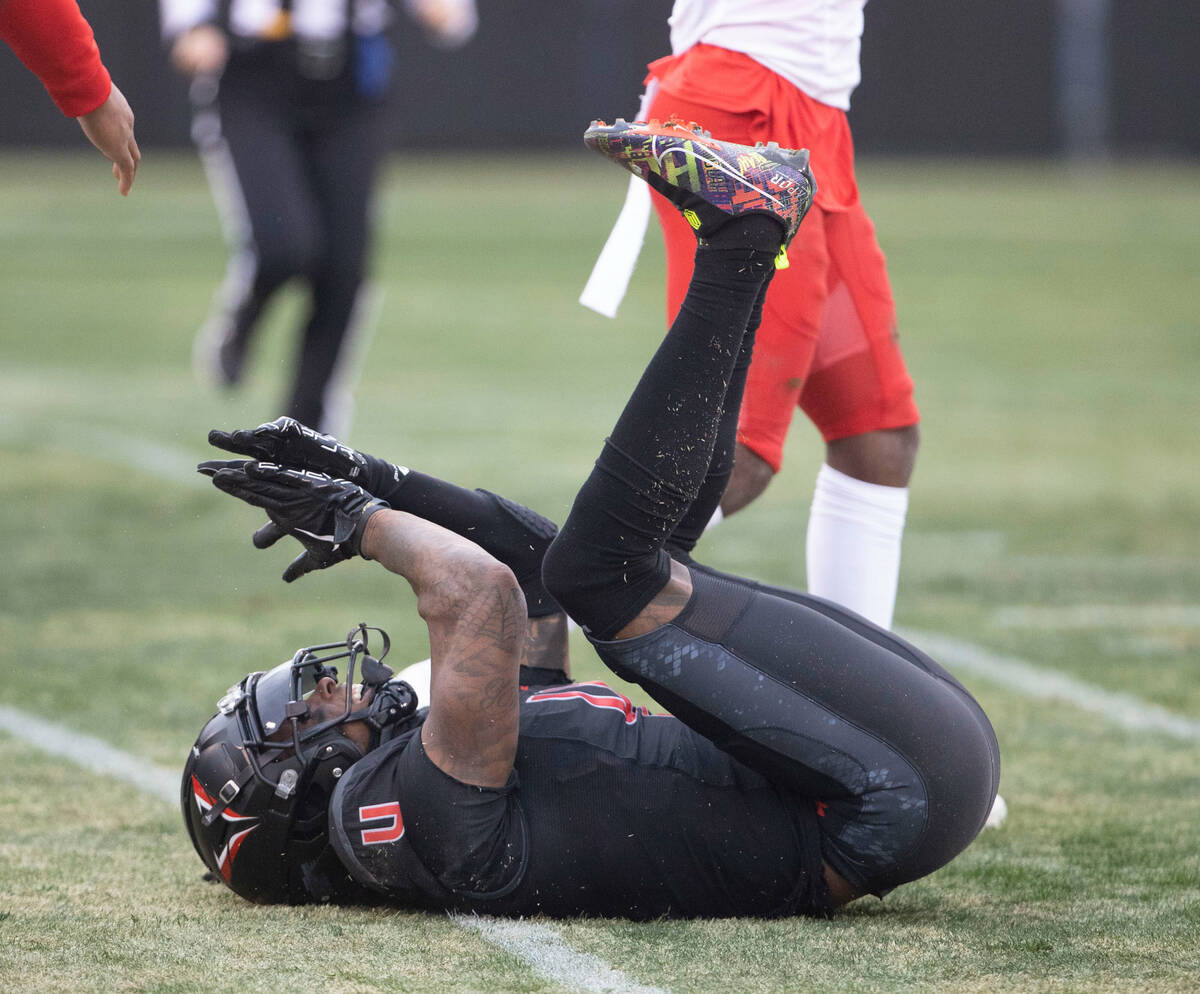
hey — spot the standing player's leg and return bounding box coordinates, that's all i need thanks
[797,202,919,628]
[645,85,918,630]
[286,102,388,434]
[191,73,320,389]
[717,201,918,630]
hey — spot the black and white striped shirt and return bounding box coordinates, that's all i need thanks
[159,0,476,45]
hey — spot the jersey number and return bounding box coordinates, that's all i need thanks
[359,802,405,845]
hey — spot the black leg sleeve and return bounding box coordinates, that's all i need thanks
[543,220,782,637]
[666,275,771,556]
[285,101,387,432]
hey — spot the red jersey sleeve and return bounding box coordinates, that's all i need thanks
[0,0,112,117]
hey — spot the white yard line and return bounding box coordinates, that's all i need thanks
[0,704,671,994]
[989,604,1200,629]
[902,629,1200,741]
[0,705,180,804]
[453,917,671,994]
[0,419,200,486]
[73,425,201,485]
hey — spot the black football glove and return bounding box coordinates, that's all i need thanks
[198,459,389,583]
[207,417,405,498]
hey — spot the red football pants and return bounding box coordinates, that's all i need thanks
[647,90,919,471]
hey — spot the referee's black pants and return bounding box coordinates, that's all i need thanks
[193,48,387,432]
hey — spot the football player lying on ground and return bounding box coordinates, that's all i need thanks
[187,119,1000,917]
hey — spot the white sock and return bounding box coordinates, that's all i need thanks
[805,463,909,630]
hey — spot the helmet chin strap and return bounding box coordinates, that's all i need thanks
[363,681,420,748]
[348,624,423,748]
[198,760,259,828]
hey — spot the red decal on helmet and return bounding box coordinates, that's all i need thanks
[192,775,260,879]
[216,824,260,881]
[191,775,217,808]
[190,775,256,821]
[359,802,405,845]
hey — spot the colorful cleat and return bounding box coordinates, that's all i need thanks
[584,117,816,245]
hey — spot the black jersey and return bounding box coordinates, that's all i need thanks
[328,681,827,919]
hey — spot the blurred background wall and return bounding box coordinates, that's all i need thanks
[1,0,1196,156]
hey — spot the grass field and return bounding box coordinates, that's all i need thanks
[1,149,1198,993]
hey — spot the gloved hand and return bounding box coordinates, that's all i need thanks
[207,417,406,498]
[199,459,389,582]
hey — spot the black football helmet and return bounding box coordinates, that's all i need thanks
[181,623,419,904]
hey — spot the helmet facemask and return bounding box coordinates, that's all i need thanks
[182,623,418,903]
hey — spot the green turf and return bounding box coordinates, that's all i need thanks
[1,151,1198,993]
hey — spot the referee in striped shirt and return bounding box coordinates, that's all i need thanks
[161,0,476,434]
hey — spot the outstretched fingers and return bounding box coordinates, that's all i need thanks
[245,461,307,480]
[207,417,360,478]
[205,462,299,510]
[281,550,320,583]
[253,521,287,549]
[208,416,308,461]
[207,426,275,460]
[196,457,248,477]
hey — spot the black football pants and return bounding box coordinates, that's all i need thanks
[542,222,1001,896]
[589,563,1001,895]
[194,51,387,432]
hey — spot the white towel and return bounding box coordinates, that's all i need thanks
[578,82,659,319]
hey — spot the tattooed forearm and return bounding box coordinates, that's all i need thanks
[361,508,523,787]
[420,572,523,784]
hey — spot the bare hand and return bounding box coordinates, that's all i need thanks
[75,83,140,196]
[406,0,478,48]
[170,24,229,77]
